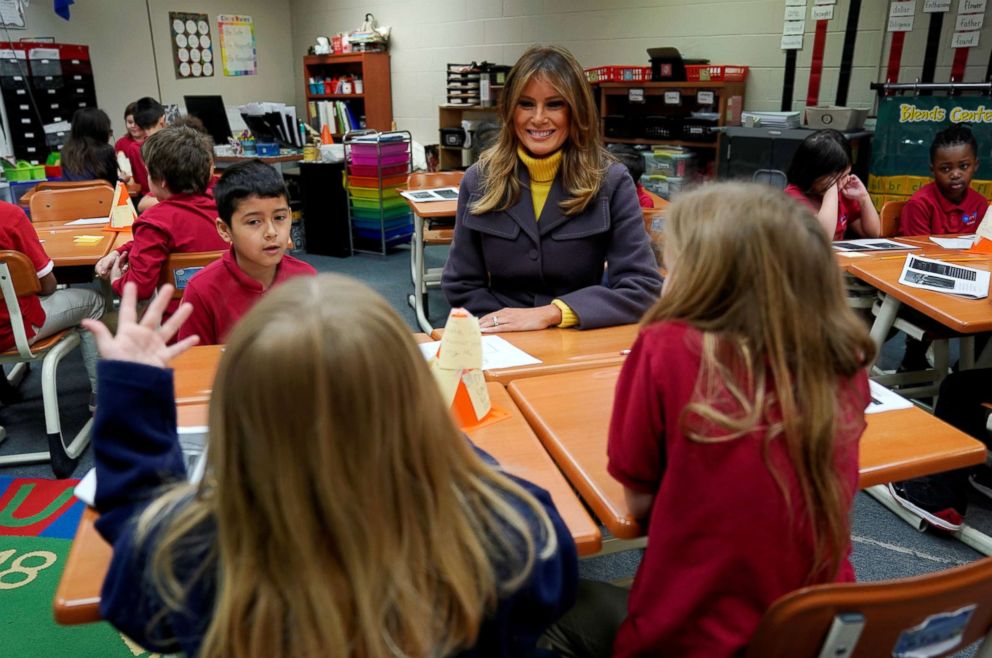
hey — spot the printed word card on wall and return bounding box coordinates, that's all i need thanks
[218,14,257,77]
[169,11,214,79]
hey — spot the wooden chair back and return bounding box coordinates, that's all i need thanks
[406,171,465,190]
[19,180,112,207]
[880,200,907,238]
[0,250,45,358]
[29,186,115,223]
[744,556,992,658]
[158,251,226,300]
[0,250,41,296]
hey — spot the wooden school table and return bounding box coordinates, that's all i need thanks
[53,384,601,625]
[430,324,640,385]
[403,195,457,334]
[34,225,117,268]
[507,366,988,540]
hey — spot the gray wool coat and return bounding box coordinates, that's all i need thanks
[442,161,663,329]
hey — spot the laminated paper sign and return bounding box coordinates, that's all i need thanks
[169,12,214,78]
[218,14,257,76]
[923,0,951,11]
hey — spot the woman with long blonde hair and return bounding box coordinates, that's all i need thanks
[547,182,875,658]
[86,277,577,658]
[442,45,661,333]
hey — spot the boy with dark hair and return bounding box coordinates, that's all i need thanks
[177,160,315,345]
[121,97,166,198]
[95,126,227,316]
[610,146,654,209]
[900,123,988,236]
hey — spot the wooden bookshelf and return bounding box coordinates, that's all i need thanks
[303,53,392,135]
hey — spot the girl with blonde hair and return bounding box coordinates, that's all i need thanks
[546,182,875,658]
[86,278,577,658]
[442,44,661,333]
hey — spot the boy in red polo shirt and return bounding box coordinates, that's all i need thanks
[900,124,988,236]
[119,97,165,209]
[178,160,315,345]
[95,126,227,316]
[0,201,104,393]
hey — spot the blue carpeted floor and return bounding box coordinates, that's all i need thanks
[3,245,992,656]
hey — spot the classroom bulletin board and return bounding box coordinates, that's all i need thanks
[218,14,257,77]
[869,96,992,209]
[169,11,215,79]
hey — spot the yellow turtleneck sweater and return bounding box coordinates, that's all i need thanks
[516,146,577,328]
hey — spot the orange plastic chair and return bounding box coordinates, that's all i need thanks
[880,200,906,238]
[19,179,113,208]
[29,186,115,224]
[744,555,992,658]
[0,250,91,477]
[641,189,669,235]
[157,251,227,300]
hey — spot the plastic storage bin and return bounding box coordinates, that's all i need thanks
[804,106,868,131]
[641,174,689,201]
[3,160,45,181]
[644,150,697,177]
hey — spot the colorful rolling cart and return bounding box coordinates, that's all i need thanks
[343,129,413,255]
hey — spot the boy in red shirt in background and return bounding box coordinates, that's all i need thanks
[900,124,987,236]
[95,126,227,316]
[0,201,104,394]
[118,97,166,210]
[114,102,143,163]
[178,161,315,345]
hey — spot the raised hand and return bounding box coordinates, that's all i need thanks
[82,282,199,368]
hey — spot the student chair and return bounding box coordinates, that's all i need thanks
[158,251,227,300]
[641,189,668,235]
[406,170,464,333]
[744,555,992,658]
[18,180,114,209]
[29,186,115,224]
[880,200,906,238]
[0,250,91,478]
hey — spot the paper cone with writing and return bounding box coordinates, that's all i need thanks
[430,308,491,427]
[966,206,992,254]
[104,182,136,233]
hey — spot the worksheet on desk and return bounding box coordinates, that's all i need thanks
[898,254,991,299]
[419,336,541,370]
[832,238,917,252]
[865,380,914,415]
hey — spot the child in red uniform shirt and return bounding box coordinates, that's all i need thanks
[94,126,227,316]
[118,97,165,207]
[114,102,144,168]
[541,183,875,658]
[784,129,880,240]
[177,161,315,345]
[0,201,104,396]
[900,124,988,236]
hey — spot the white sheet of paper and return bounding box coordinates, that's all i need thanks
[898,254,991,299]
[74,467,97,506]
[865,381,914,414]
[929,236,977,249]
[65,217,109,226]
[430,361,461,406]
[419,335,541,370]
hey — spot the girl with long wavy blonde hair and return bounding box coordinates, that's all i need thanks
[443,45,661,333]
[548,182,875,658]
[88,276,576,658]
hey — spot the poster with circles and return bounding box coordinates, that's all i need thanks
[170,11,214,79]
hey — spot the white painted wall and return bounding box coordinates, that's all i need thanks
[7,0,294,139]
[288,0,991,145]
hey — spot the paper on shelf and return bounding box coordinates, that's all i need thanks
[865,380,914,414]
[419,335,542,370]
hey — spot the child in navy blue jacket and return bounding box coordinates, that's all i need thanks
[86,276,577,658]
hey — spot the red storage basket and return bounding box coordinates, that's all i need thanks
[685,65,749,82]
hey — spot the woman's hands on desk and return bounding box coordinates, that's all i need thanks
[479,304,562,333]
[82,282,199,368]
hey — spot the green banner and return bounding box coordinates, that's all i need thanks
[871,97,992,178]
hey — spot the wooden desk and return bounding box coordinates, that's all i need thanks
[171,345,224,405]
[35,226,117,268]
[53,384,601,625]
[507,366,987,540]
[431,325,639,385]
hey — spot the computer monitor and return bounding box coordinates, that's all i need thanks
[183,95,233,145]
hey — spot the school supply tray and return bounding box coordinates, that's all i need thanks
[343,129,413,255]
[585,66,651,84]
[685,65,749,82]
